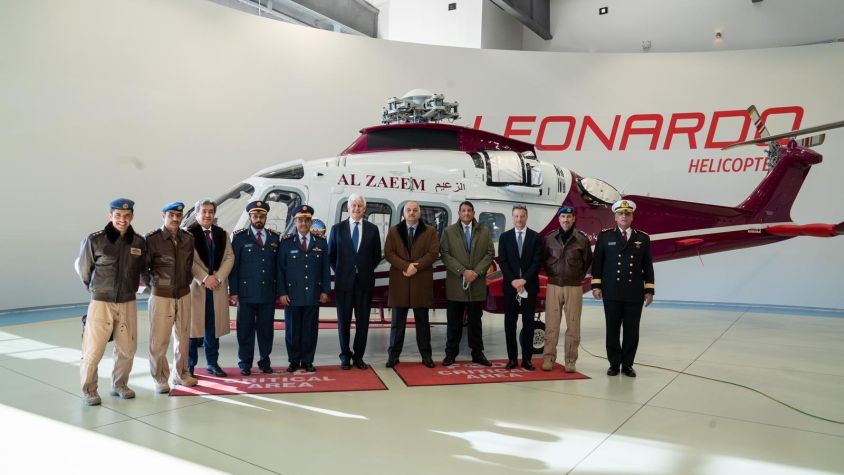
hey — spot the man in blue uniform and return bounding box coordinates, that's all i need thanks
[278,205,330,373]
[591,199,655,378]
[230,201,281,376]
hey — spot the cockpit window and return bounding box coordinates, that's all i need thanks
[264,189,303,234]
[478,212,506,241]
[259,164,304,180]
[577,176,621,205]
[339,200,393,251]
[183,183,255,230]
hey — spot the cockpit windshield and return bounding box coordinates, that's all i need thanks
[182,183,255,230]
[577,176,621,205]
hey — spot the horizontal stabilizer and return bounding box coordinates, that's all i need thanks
[799,134,825,148]
[723,119,844,149]
[765,223,843,238]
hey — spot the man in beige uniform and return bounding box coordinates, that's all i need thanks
[145,201,198,394]
[76,198,147,406]
[542,205,593,373]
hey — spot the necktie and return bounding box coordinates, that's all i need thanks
[517,231,523,257]
[204,230,213,249]
[352,221,360,254]
[256,230,264,248]
[301,235,307,251]
[408,226,415,249]
[621,229,628,244]
[464,225,471,252]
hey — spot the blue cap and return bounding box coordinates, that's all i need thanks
[162,201,185,213]
[109,198,135,211]
[558,205,575,215]
[292,205,315,218]
[246,200,269,214]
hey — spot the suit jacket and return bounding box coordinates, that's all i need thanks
[440,219,495,302]
[230,227,281,303]
[591,227,655,303]
[187,224,234,338]
[328,218,382,292]
[383,220,439,308]
[498,227,542,296]
[278,233,331,306]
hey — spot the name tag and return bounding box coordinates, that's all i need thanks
[130,247,142,255]
[608,242,617,246]
[245,243,254,248]
[290,250,299,254]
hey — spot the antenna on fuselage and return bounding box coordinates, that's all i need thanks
[382,89,460,124]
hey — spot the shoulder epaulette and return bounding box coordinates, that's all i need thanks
[90,230,104,237]
[600,228,614,233]
[232,228,248,236]
[635,229,649,236]
[577,229,589,237]
[267,229,280,236]
[145,229,162,238]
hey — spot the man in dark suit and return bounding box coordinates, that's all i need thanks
[592,199,655,378]
[230,200,281,376]
[328,193,382,370]
[498,205,543,370]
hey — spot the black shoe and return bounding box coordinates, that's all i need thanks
[354,360,369,370]
[207,365,227,377]
[422,357,436,368]
[442,355,455,366]
[340,360,352,370]
[622,367,637,378]
[260,366,273,374]
[304,364,316,373]
[188,366,195,378]
[286,363,300,373]
[385,358,398,368]
[472,354,492,367]
[505,360,517,370]
[240,368,251,376]
[607,367,620,376]
[521,361,536,371]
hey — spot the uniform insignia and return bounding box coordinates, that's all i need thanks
[270,242,279,248]
[290,249,299,254]
[312,247,322,253]
[634,241,642,248]
[636,230,649,236]
[122,203,129,209]
[91,230,104,237]
[600,228,613,233]
[130,247,142,255]
[608,241,616,246]
[267,229,280,236]
[233,228,248,236]
[145,229,162,238]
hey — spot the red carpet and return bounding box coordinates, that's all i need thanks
[229,320,414,331]
[170,366,386,396]
[392,359,589,387]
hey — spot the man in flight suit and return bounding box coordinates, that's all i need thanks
[591,199,655,378]
[144,201,198,394]
[278,205,330,373]
[230,201,281,376]
[75,198,147,406]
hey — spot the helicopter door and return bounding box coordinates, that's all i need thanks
[484,150,544,187]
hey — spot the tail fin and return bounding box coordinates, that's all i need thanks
[736,143,821,222]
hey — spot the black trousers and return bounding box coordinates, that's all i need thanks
[503,294,535,363]
[603,299,644,370]
[445,300,484,358]
[236,301,275,370]
[335,275,373,363]
[285,305,319,366]
[388,307,432,360]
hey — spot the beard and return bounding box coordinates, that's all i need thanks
[252,221,265,230]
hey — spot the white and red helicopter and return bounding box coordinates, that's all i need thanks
[183,91,843,318]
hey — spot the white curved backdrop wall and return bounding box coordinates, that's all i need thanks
[1,0,842,310]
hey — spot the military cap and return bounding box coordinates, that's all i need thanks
[558,205,576,215]
[109,198,135,211]
[292,205,315,219]
[162,201,185,213]
[246,200,269,214]
[611,199,636,214]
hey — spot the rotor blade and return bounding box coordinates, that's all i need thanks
[748,105,771,139]
[722,119,844,150]
[799,133,825,148]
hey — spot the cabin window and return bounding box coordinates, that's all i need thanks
[340,200,393,250]
[398,202,450,238]
[259,163,304,180]
[263,189,303,234]
[478,211,506,242]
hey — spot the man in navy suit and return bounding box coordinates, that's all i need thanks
[498,205,543,370]
[328,193,382,370]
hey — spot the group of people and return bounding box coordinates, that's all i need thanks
[75,193,654,407]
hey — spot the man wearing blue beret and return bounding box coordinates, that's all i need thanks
[75,198,148,406]
[541,204,593,373]
[231,201,282,375]
[144,202,198,393]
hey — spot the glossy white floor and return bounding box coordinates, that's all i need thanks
[1,304,842,474]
